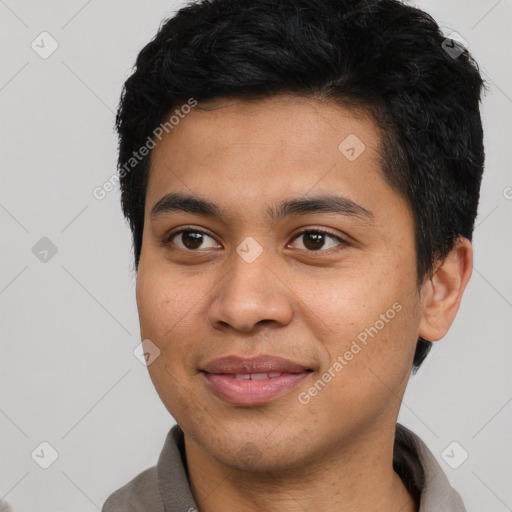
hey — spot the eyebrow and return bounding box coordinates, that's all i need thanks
[150,192,374,224]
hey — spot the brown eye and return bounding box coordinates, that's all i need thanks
[167,229,219,250]
[289,229,345,252]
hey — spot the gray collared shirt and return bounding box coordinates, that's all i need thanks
[102,423,466,511]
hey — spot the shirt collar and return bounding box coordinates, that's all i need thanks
[394,424,466,511]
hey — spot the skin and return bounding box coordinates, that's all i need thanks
[136,95,473,512]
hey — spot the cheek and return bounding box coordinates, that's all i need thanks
[292,252,419,371]
[136,262,202,342]
[303,299,419,431]
[136,266,201,412]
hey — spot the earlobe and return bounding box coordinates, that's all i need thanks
[418,237,473,342]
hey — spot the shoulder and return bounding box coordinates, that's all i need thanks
[0,499,12,512]
[101,465,165,512]
[101,424,189,512]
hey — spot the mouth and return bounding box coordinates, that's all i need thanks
[200,355,314,406]
[201,354,313,374]
[210,372,301,380]
[200,371,313,406]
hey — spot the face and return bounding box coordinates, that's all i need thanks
[136,95,424,471]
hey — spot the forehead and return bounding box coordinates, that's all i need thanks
[147,95,385,198]
[153,95,380,155]
[144,94,414,248]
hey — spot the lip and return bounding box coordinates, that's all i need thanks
[200,355,313,406]
[201,355,311,374]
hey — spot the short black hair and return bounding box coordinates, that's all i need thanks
[115,0,487,371]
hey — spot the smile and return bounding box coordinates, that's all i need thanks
[201,371,312,406]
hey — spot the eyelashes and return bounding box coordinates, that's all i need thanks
[288,228,347,252]
[163,226,349,254]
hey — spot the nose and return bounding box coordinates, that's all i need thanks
[207,251,294,333]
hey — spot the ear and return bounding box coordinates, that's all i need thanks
[418,237,473,342]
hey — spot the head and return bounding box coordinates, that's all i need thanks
[116,0,485,471]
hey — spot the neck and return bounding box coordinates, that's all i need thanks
[184,423,417,512]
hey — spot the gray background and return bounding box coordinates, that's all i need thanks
[0,0,511,510]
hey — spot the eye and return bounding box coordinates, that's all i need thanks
[163,227,348,253]
[164,228,220,251]
[288,228,347,252]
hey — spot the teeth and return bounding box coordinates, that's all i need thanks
[234,372,283,380]
[251,373,268,380]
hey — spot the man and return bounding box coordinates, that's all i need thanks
[103,0,486,510]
